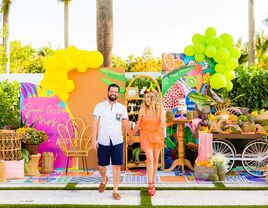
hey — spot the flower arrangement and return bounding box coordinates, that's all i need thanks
[144,87,157,95]
[210,153,229,172]
[17,127,48,145]
[140,82,158,96]
[196,160,213,167]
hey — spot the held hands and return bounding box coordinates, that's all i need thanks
[128,138,134,146]
[163,132,167,139]
[128,131,134,146]
[162,130,167,141]
[91,139,98,151]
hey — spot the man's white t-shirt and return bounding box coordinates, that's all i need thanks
[93,100,128,146]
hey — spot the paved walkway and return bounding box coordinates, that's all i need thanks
[0,190,140,205]
[153,190,268,206]
[1,183,268,206]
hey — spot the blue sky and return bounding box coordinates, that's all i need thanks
[6,0,268,58]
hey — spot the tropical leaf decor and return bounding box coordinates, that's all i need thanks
[162,65,195,96]
[99,68,126,94]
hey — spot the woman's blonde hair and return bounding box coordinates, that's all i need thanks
[142,91,162,117]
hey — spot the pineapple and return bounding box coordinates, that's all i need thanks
[208,174,219,182]
[218,171,225,181]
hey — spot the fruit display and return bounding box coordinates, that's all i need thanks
[251,109,268,135]
[251,109,268,124]
[196,112,211,132]
[208,174,219,182]
[196,160,212,167]
[166,110,174,121]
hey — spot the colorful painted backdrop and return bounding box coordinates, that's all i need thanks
[162,53,215,169]
[20,82,73,168]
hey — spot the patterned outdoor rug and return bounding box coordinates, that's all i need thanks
[0,166,265,185]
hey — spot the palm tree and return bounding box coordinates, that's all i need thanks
[248,0,256,64]
[264,14,268,26]
[255,32,268,68]
[59,0,71,49]
[236,32,268,68]
[0,0,13,74]
[96,0,113,67]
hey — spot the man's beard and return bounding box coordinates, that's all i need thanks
[108,95,117,101]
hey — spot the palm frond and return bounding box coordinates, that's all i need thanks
[58,0,71,2]
[0,0,12,15]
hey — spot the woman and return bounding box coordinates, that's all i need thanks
[132,88,166,196]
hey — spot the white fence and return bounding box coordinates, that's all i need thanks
[0,72,162,85]
[0,74,44,85]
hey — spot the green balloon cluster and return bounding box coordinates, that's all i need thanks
[183,27,241,91]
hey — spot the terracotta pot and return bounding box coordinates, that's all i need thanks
[24,144,38,155]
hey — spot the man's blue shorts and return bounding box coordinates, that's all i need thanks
[97,140,123,166]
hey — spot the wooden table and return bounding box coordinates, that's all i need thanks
[165,119,194,172]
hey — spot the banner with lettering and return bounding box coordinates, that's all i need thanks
[20,82,73,168]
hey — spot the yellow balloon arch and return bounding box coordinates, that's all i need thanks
[40,46,104,101]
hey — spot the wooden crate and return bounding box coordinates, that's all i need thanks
[194,165,216,179]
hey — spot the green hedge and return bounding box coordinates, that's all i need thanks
[0,80,20,129]
[125,76,162,92]
[229,65,268,111]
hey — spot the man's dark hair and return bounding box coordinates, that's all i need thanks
[108,83,120,93]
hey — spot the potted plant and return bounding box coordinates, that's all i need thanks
[21,148,30,172]
[210,153,229,181]
[17,127,48,155]
[21,148,41,176]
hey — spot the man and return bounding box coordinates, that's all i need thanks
[92,83,134,200]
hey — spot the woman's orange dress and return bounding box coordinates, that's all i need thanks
[139,116,165,151]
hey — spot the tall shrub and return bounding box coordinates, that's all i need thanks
[112,48,161,72]
[229,65,268,111]
[0,80,20,128]
[125,76,162,92]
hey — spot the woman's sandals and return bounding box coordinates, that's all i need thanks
[148,182,156,196]
[112,192,121,200]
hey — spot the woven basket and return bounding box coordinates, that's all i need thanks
[0,130,22,161]
[0,161,6,181]
[41,152,54,174]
